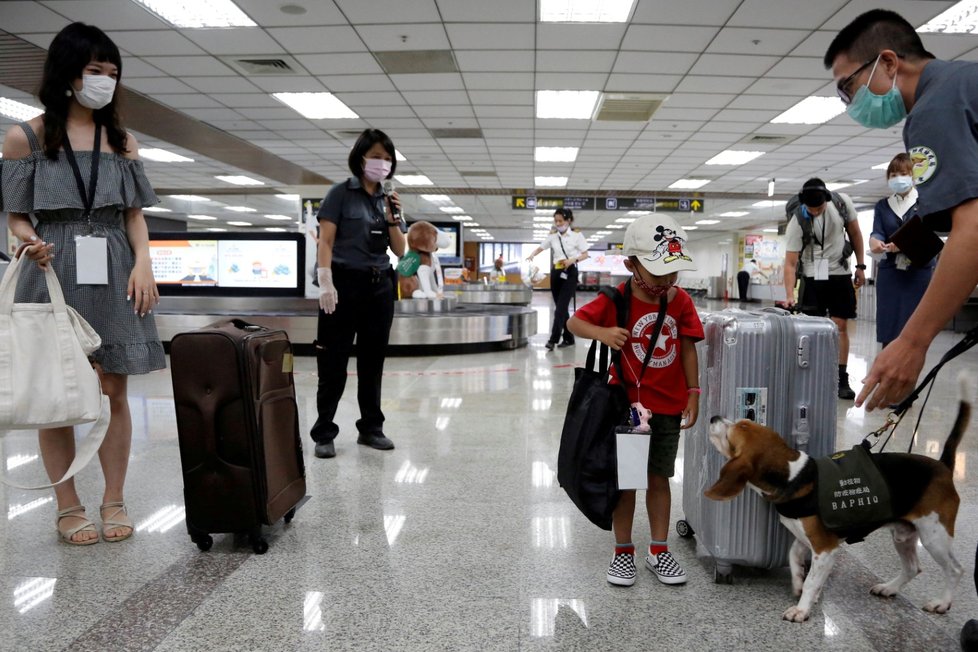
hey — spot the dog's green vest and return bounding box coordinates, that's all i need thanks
[814,444,894,536]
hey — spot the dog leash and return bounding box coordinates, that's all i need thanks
[864,323,978,453]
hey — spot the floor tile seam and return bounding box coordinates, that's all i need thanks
[63,552,249,652]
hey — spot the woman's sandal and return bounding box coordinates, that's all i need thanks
[100,502,134,542]
[56,505,99,546]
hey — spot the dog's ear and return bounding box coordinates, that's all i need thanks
[704,457,752,501]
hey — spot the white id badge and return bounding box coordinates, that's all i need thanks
[814,258,830,281]
[616,430,650,490]
[75,236,108,285]
[895,253,910,270]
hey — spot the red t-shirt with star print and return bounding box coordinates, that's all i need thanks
[574,283,704,414]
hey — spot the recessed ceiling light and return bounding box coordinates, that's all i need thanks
[626,211,651,216]
[719,211,749,217]
[825,182,851,191]
[607,224,624,229]
[139,148,194,163]
[763,228,779,233]
[227,221,252,227]
[186,214,217,221]
[132,0,255,27]
[216,175,264,186]
[596,230,612,235]
[0,97,43,121]
[704,150,765,166]
[615,217,636,223]
[770,96,846,125]
[535,146,579,162]
[684,226,699,230]
[264,227,287,232]
[276,194,300,201]
[695,219,720,225]
[168,194,212,202]
[226,206,257,212]
[752,200,787,208]
[420,194,452,203]
[264,214,294,220]
[452,215,473,221]
[918,0,978,33]
[871,162,889,170]
[535,209,555,215]
[668,179,711,190]
[395,150,407,161]
[535,176,568,187]
[272,92,359,119]
[395,175,433,186]
[536,90,600,119]
[466,222,481,227]
[439,206,465,213]
[142,206,172,213]
[205,227,227,232]
[540,0,636,22]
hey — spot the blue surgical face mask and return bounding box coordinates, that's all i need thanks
[801,205,811,219]
[846,55,907,129]
[888,175,913,194]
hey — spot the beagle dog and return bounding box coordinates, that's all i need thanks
[704,374,972,623]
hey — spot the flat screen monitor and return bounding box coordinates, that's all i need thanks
[149,232,305,297]
[426,220,462,266]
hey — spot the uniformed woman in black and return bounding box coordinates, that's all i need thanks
[311,129,406,458]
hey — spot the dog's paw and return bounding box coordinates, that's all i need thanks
[923,599,952,614]
[782,606,810,623]
[870,583,899,598]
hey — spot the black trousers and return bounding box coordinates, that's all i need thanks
[737,270,750,301]
[549,265,578,344]
[311,266,395,443]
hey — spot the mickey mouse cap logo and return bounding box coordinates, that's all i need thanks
[622,214,697,276]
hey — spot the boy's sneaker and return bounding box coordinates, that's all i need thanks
[646,550,687,585]
[607,551,636,586]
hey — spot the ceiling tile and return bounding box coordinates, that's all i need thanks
[265,26,365,53]
[437,0,534,21]
[707,27,808,56]
[455,50,535,73]
[605,74,682,93]
[536,24,627,50]
[444,24,535,50]
[333,0,442,24]
[630,0,741,25]
[621,25,720,53]
[181,28,285,55]
[295,53,384,76]
[728,0,848,29]
[142,56,236,76]
[106,30,206,56]
[356,23,451,51]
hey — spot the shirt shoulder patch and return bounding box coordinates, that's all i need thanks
[909,145,938,185]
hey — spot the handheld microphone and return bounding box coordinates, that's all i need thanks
[382,180,402,222]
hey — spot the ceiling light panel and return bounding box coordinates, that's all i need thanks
[226,221,253,226]
[139,148,194,163]
[536,90,600,119]
[668,179,711,190]
[540,0,636,23]
[396,175,434,186]
[695,219,720,225]
[704,150,765,166]
[770,96,846,125]
[535,146,579,162]
[535,176,569,187]
[719,211,749,217]
[918,1,978,33]
[273,92,359,119]
[131,0,256,28]
[225,206,257,212]
[0,97,43,121]
[215,175,264,186]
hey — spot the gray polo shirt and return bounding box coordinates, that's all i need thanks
[903,59,978,228]
[784,193,857,277]
[317,177,398,269]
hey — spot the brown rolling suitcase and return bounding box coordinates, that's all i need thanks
[170,319,306,554]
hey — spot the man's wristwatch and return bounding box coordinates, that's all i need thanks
[855,264,867,270]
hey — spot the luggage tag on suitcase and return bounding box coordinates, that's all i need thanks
[615,425,650,490]
[75,235,108,285]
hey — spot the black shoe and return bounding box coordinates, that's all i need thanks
[961,619,978,652]
[838,372,856,400]
[314,442,335,458]
[357,432,395,450]
[558,340,575,348]
[545,341,556,351]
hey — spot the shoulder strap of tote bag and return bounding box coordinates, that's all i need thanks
[585,283,667,387]
[0,246,110,489]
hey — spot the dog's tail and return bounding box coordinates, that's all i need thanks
[940,371,974,471]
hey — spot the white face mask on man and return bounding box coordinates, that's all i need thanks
[73,75,117,110]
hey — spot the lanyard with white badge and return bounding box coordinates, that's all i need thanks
[63,124,108,285]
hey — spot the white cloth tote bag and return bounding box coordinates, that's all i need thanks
[0,247,109,489]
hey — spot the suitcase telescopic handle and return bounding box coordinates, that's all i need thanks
[231,318,264,332]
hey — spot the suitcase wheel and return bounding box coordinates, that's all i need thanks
[676,519,694,539]
[249,531,269,555]
[194,534,213,552]
[714,564,734,585]
[284,508,296,524]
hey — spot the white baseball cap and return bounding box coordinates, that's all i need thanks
[622,214,697,276]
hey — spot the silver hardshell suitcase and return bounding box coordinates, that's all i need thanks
[679,308,838,582]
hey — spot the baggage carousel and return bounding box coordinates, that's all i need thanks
[154,295,537,356]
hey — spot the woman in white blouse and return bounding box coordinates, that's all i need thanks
[526,208,590,350]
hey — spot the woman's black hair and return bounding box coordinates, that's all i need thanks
[38,22,127,160]
[554,207,574,222]
[348,128,397,180]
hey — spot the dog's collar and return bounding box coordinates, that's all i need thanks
[767,456,817,504]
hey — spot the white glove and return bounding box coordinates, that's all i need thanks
[318,267,338,314]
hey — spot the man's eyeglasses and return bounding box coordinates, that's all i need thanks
[836,57,876,105]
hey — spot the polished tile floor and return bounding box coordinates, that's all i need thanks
[2,292,977,651]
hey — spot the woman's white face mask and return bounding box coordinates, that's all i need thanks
[74,75,116,110]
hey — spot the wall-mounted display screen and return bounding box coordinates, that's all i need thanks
[149,232,305,297]
[425,221,462,266]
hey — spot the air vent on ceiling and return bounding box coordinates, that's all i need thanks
[745,134,791,143]
[374,50,458,74]
[430,128,484,139]
[461,170,497,177]
[222,56,300,76]
[593,93,667,122]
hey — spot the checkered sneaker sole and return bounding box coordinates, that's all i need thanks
[646,551,687,585]
[606,552,636,586]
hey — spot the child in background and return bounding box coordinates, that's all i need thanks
[567,215,703,587]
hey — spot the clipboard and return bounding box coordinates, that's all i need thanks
[887,214,943,267]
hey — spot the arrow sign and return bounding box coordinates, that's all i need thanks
[690,199,702,211]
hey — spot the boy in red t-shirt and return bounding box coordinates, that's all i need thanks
[568,214,704,587]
